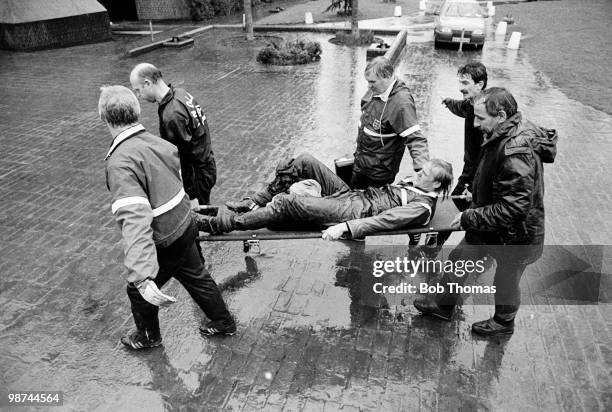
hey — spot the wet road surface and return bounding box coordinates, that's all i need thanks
[0,15,611,412]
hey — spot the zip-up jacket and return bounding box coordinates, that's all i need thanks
[353,79,430,181]
[460,112,558,245]
[346,185,437,238]
[105,124,193,283]
[444,98,484,189]
[158,86,216,200]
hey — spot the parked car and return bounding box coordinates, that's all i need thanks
[434,0,487,49]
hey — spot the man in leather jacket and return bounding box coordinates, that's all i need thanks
[441,62,487,212]
[414,87,558,336]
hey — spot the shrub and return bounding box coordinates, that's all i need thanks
[211,0,243,16]
[257,40,322,65]
[189,0,215,21]
[189,0,243,21]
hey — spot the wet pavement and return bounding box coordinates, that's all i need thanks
[0,13,611,412]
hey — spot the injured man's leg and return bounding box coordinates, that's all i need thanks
[226,153,350,212]
[198,191,365,235]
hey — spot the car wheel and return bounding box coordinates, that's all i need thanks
[434,39,441,49]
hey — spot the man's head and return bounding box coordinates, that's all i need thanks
[457,62,487,100]
[130,63,164,103]
[413,159,453,197]
[364,57,395,95]
[473,87,518,137]
[98,85,140,130]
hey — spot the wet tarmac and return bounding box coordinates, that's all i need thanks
[0,14,611,412]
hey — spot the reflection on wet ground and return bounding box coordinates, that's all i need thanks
[0,21,611,410]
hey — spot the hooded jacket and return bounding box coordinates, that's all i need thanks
[353,79,430,182]
[460,112,558,245]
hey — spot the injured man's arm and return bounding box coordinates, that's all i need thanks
[196,159,453,239]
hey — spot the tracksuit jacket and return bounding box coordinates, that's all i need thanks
[353,78,430,181]
[105,124,192,283]
[158,86,216,201]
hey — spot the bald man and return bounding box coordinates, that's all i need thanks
[130,63,217,205]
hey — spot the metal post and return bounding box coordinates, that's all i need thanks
[459,28,464,52]
[149,20,154,42]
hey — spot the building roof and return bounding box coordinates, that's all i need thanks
[0,0,107,24]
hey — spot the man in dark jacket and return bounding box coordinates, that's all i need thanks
[414,87,557,336]
[130,63,217,205]
[99,86,235,350]
[441,62,487,211]
[352,57,430,189]
[196,154,452,240]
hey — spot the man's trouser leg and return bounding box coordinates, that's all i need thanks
[251,153,350,206]
[233,207,280,231]
[193,159,217,205]
[127,220,233,336]
[270,192,366,226]
[235,192,366,231]
[435,237,489,310]
[491,245,540,323]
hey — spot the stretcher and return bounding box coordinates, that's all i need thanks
[196,197,462,252]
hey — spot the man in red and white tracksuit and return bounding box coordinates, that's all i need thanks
[98,85,234,350]
[352,57,430,189]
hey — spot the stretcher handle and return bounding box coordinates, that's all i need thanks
[198,226,459,242]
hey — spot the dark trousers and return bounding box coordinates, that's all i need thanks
[127,219,233,337]
[251,153,350,206]
[235,189,371,231]
[435,237,540,322]
[186,159,217,205]
[350,170,392,190]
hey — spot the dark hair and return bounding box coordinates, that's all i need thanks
[365,57,394,79]
[477,87,518,118]
[430,158,453,198]
[457,61,487,90]
[98,85,140,127]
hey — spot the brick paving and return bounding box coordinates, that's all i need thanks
[0,22,611,412]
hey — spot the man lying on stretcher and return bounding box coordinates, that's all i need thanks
[196,153,453,240]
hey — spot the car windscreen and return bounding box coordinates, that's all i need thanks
[442,2,485,17]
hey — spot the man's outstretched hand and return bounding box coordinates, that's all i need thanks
[322,223,349,241]
[135,279,177,307]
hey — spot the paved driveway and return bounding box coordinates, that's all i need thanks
[0,25,610,411]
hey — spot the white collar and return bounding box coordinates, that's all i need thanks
[105,124,145,160]
[404,186,438,198]
[374,78,396,102]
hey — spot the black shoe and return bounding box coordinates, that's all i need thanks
[471,317,514,336]
[413,295,453,321]
[121,330,162,350]
[226,198,258,213]
[194,213,217,234]
[199,321,236,337]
